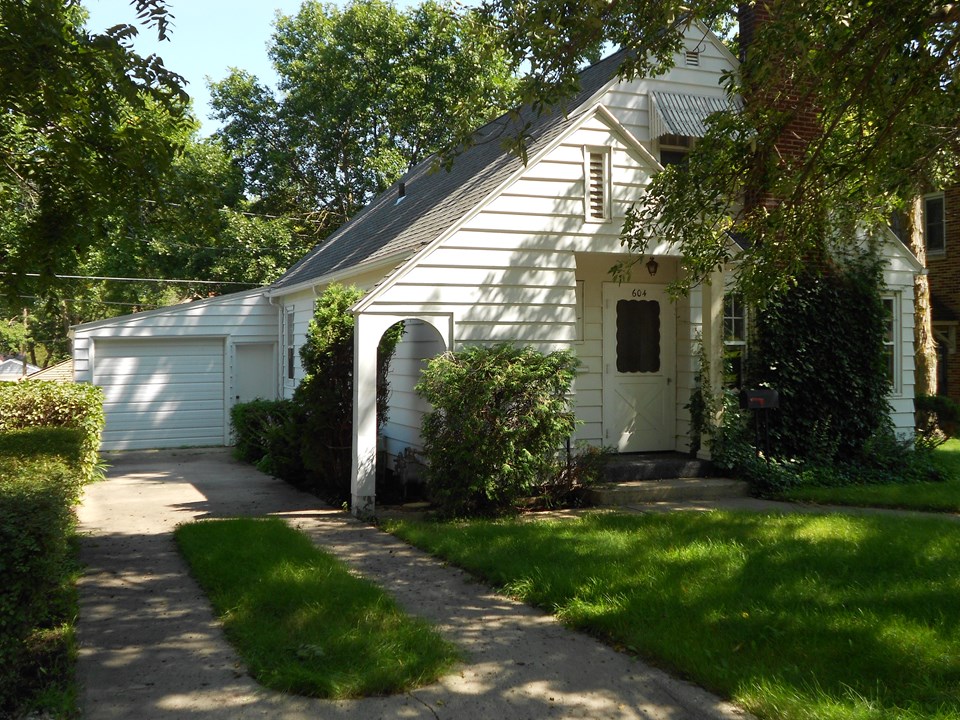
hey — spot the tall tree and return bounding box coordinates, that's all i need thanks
[483,0,959,301]
[0,0,191,302]
[210,0,520,240]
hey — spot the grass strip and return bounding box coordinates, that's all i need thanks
[386,511,960,720]
[783,439,960,512]
[175,517,458,698]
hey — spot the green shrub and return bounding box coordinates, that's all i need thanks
[231,398,294,464]
[539,442,612,508]
[748,252,891,465]
[0,428,83,713]
[230,399,305,485]
[416,343,579,517]
[0,381,105,484]
[232,286,404,504]
[294,284,401,502]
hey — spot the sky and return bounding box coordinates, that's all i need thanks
[84,0,307,135]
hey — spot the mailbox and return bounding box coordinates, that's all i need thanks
[739,388,779,410]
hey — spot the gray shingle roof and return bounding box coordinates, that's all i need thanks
[270,50,630,292]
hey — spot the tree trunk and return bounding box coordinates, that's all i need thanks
[909,196,938,398]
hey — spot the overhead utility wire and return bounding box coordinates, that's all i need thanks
[2,272,258,286]
[18,295,162,309]
[141,199,329,224]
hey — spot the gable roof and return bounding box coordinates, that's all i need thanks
[0,358,40,380]
[70,287,268,334]
[269,49,633,295]
[27,358,74,382]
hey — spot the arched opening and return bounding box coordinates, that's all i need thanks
[352,312,452,517]
[377,319,446,504]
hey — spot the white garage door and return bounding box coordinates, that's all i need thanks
[93,338,226,450]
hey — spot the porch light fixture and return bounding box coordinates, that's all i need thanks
[646,256,659,277]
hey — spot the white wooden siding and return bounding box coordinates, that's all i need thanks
[275,269,389,398]
[881,239,920,439]
[381,319,446,461]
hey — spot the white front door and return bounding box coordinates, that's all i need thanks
[602,283,676,452]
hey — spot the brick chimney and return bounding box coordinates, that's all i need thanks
[738,1,821,208]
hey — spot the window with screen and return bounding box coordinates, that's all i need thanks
[882,296,897,391]
[616,299,661,373]
[723,293,747,387]
[285,309,296,382]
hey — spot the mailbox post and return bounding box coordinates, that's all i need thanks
[739,388,779,458]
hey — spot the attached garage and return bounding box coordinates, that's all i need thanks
[71,290,281,451]
[93,338,227,450]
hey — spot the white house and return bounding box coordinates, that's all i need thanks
[71,25,922,514]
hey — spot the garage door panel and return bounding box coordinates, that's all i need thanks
[96,358,223,382]
[101,427,226,448]
[104,405,225,425]
[94,338,226,450]
[102,399,225,414]
[102,382,224,405]
[95,358,224,375]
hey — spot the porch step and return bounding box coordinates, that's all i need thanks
[601,452,715,483]
[585,477,751,505]
[586,452,749,505]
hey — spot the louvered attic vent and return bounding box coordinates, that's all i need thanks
[589,152,606,219]
[685,50,700,67]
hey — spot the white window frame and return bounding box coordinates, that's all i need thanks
[583,146,612,223]
[882,294,901,395]
[924,192,945,255]
[657,133,693,168]
[284,307,296,387]
[723,292,748,387]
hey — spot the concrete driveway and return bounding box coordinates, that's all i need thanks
[76,448,754,720]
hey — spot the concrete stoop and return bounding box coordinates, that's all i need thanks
[586,477,751,505]
[587,452,750,506]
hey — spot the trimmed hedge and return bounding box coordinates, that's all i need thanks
[0,380,105,484]
[0,427,85,713]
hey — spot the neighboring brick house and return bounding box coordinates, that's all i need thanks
[926,186,960,401]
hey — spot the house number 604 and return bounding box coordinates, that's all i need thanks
[631,289,647,298]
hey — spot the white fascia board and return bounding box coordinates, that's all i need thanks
[881,226,925,274]
[69,287,270,335]
[594,103,664,171]
[351,102,638,314]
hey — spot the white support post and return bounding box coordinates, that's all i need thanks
[351,314,378,518]
[698,269,725,461]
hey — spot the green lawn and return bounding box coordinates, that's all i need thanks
[176,517,458,698]
[783,439,960,512]
[385,511,960,720]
